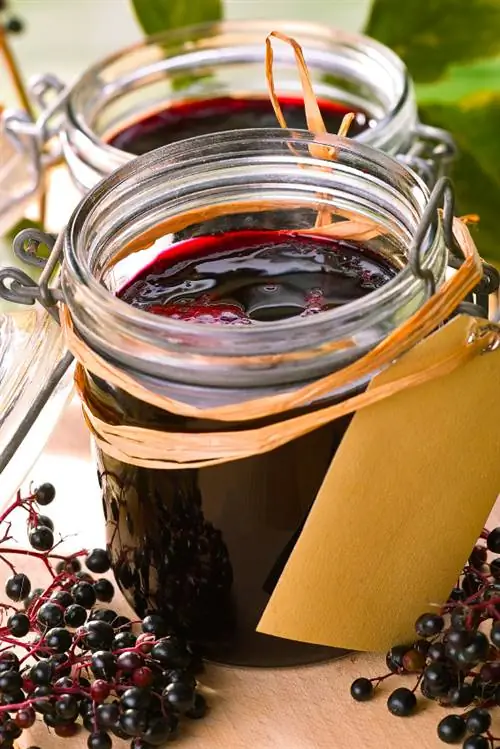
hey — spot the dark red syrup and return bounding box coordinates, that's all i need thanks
[108,96,373,155]
[95,231,396,667]
[118,230,395,322]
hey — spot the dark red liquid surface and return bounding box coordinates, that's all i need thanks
[118,230,395,323]
[108,96,373,155]
[96,231,395,667]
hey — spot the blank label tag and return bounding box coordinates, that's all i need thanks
[258,315,500,651]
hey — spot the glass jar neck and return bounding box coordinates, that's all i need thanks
[61,20,417,193]
[62,129,446,400]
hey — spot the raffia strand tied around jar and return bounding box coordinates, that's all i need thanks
[59,32,494,470]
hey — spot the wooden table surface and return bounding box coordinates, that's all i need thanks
[11,399,500,749]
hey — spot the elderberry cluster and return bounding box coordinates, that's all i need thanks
[351,527,500,747]
[0,483,207,749]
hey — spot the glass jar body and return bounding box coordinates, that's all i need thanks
[62,130,447,666]
[58,20,429,193]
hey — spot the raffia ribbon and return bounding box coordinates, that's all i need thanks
[59,215,491,469]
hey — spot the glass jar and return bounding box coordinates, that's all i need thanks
[61,128,447,667]
[5,20,454,212]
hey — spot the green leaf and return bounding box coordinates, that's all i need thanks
[419,94,500,262]
[365,0,500,83]
[130,0,222,37]
[417,58,500,105]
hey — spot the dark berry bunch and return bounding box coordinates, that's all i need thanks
[0,0,25,34]
[0,484,207,749]
[350,527,500,747]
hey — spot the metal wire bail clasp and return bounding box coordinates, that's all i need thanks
[408,177,500,318]
[399,123,457,188]
[0,228,65,323]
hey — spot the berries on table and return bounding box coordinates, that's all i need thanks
[71,581,97,609]
[487,527,500,553]
[29,525,54,551]
[87,732,112,749]
[93,578,114,603]
[64,603,88,628]
[7,612,30,637]
[463,737,490,749]
[5,573,31,601]
[437,714,466,744]
[142,614,169,637]
[350,677,374,702]
[465,708,491,735]
[386,687,417,717]
[37,601,64,628]
[85,549,111,574]
[415,612,444,637]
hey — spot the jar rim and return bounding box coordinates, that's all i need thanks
[63,127,436,330]
[63,19,413,169]
[62,128,447,389]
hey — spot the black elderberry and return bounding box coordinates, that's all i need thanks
[96,703,119,728]
[50,590,74,608]
[87,731,112,749]
[34,482,56,505]
[462,573,482,597]
[0,670,22,693]
[350,678,374,702]
[186,693,208,720]
[448,683,474,707]
[32,685,54,713]
[472,674,497,700]
[71,581,97,609]
[34,514,54,531]
[45,627,72,653]
[490,558,500,579]
[469,545,487,568]
[55,558,81,574]
[487,527,500,553]
[55,694,79,721]
[64,603,87,628]
[463,737,490,749]
[151,637,191,669]
[90,608,117,625]
[142,614,169,638]
[386,687,417,717]
[93,579,115,603]
[385,645,410,674]
[30,660,54,686]
[428,643,446,662]
[0,653,19,673]
[37,601,64,628]
[113,615,132,631]
[458,631,490,666]
[113,631,136,650]
[142,715,175,744]
[465,708,492,735]
[54,676,74,690]
[449,587,465,602]
[85,549,111,574]
[450,606,480,631]
[5,573,31,602]
[162,681,195,713]
[84,620,114,650]
[29,525,54,551]
[119,708,148,736]
[116,651,143,672]
[7,612,30,637]
[437,714,466,744]
[3,719,22,739]
[91,651,116,680]
[415,612,444,637]
[120,687,151,711]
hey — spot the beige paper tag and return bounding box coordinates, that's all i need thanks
[258,315,500,651]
